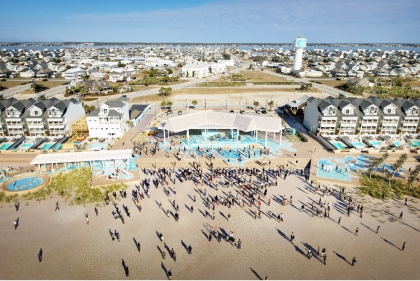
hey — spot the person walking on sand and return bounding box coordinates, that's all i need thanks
[399,211,403,220]
[55,201,59,211]
[352,257,356,266]
[167,269,172,280]
[338,217,341,225]
[14,219,17,230]
[137,242,141,252]
[402,242,406,251]
[160,233,164,243]
[86,216,89,225]
[187,245,192,254]
[290,232,295,245]
[376,225,380,234]
[237,239,242,249]
[323,254,327,265]
[355,227,359,236]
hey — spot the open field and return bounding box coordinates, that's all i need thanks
[131,88,321,104]
[0,80,29,89]
[214,70,287,83]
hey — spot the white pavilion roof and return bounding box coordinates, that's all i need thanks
[161,110,283,133]
[30,149,133,165]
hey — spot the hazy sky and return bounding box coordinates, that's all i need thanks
[0,0,418,43]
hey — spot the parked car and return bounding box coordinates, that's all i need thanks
[256,110,261,114]
[145,128,158,136]
[178,111,182,115]
[189,106,195,109]
[229,110,234,113]
[260,107,267,110]
[167,110,173,114]
[247,106,254,109]
[261,109,267,114]
[240,109,245,114]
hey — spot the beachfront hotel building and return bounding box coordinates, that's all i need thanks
[86,96,129,139]
[303,97,420,136]
[0,98,84,137]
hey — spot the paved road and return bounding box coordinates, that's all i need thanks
[36,84,69,98]
[0,84,31,98]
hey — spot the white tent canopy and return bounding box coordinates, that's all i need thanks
[160,110,284,133]
[30,149,132,165]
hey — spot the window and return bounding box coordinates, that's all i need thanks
[387,109,391,114]
[345,110,350,114]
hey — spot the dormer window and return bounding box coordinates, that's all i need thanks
[345,110,350,114]
[103,108,108,114]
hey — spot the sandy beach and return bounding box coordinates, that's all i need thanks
[0,167,420,280]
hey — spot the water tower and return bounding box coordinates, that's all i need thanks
[293,36,307,71]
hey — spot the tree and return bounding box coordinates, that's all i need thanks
[191,100,198,107]
[306,83,312,90]
[268,101,274,111]
[391,153,407,179]
[253,101,259,109]
[385,170,393,185]
[166,101,173,107]
[222,53,231,60]
[407,164,420,190]
[160,101,167,107]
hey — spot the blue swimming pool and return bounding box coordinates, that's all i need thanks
[331,141,347,149]
[40,142,56,150]
[409,140,420,147]
[393,141,401,147]
[370,141,382,147]
[19,143,34,150]
[317,158,351,181]
[88,143,107,151]
[0,142,13,150]
[351,142,365,149]
[6,176,44,191]
[162,134,297,166]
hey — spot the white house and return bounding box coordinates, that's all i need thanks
[86,97,129,138]
[62,67,85,80]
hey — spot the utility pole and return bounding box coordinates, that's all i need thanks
[226,99,227,109]
[205,99,206,109]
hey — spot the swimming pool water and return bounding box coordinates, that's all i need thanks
[317,158,351,181]
[0,142,13,150]
[352,141,365,148]
[6,176,44,191]
[19,143,34,150]
[370,141,382,147]
[409,140,420,147]
[165,135,297,166]
[40,142,56,150]
[393,141,401,147]
[331,141,347,149]
[88,143,107,151]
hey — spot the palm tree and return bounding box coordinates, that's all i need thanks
[391,153,407,179]
[268,101,274,111]
[369,159,383,179]
[166,101,173,107]
[191,100,198,107]
[385,170,393,185]
[160,101,167,107]
[253,101,259,109]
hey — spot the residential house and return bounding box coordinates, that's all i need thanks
[86,96,129,138]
